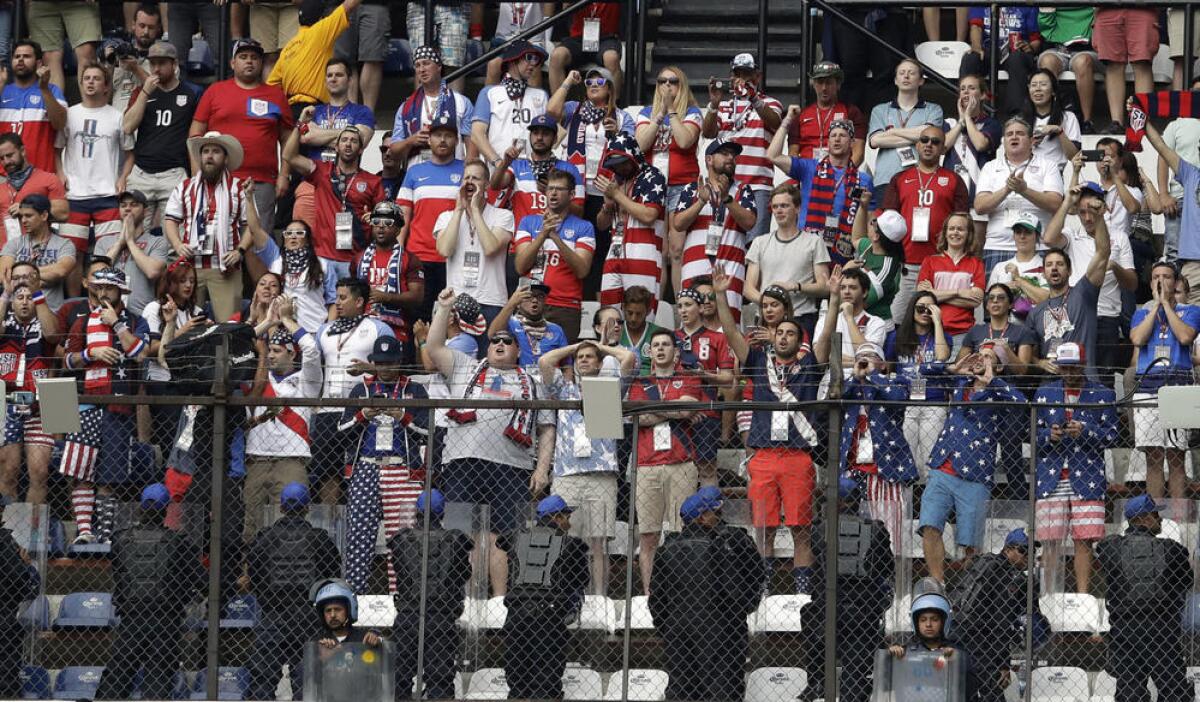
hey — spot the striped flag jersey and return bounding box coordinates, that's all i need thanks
[0,82,67,173]
[396,158,464,263]
[598,134,666,308]
[675,179,757,320]
[713,94,783,191]
[245,331,323,458]
[504,158,585,225]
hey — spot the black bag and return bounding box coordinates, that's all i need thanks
[163,322,258,395]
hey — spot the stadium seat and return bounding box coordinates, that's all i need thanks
[1029,666,1088,702]
[1039,593,1101,633]
[219,594,259,629]
[20,665,50,700]
[1092,671,1115,702]
[477,596,508,629]
[52,667,104,700]
[744,667,808,702]
[884,594,913,635]
[465,668,508,700]
[615,595,655,630]
[355,594,396,629]
[562,666,603,701]
[603,670,668,701]
[18,596,51,631]
[749,594,809,634]
[190,668,250,700]
[915,41,970,80]
[54,592,116,629]
[573,595,616,633]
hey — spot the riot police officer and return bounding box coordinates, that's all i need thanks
[802,477,894,702]
[500,495,589,700]
[95,484,203,700]
[649,489,763,701]
[0,502,37,699]
[246,483,342,700]
[1096,495,1193,702]
[954,528,1035,702]
[389,489,472,700]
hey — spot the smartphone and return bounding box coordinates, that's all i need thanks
[596,166,615,182]
[1081,149,1104,162]
[849,186,864,201]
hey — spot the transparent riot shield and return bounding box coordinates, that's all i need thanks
[302,640,394,702]
[446,501,498,700]
[871,647,965,702]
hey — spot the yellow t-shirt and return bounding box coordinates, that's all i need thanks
[267,4,350,104]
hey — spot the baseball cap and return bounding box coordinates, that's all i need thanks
[875,209,907,243]
[147,41,177,61]
[585,67,614,84]
[119,190,148,206]
[730,53,757,71]
[838,476,860,500]
[527,114,557,132]
[536,494,574,519]
[416,489,446,516]
[1054,341,1084,366]
[705,138,743,158]
[527,282,551,297]
[140,483,171,510]
[679,490,723,522]
[501,39,547,64]
[1011,211,1042,235]
[809,61,844,80]
[1004,527,1035,549]
[1080,181,1106,200]
[368,336,404,364]
[428,111,457,133]
[854,342,886,361]
[231,37,265,57]
[280,482,311,510]
[1125,494,1168,520]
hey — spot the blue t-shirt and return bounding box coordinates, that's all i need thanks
[788,156,874,263]
[303,101,377,161]
[506,317,568,367]
[968,6,1040,44]
[1177,160,1200,260]
[1132,303,1200,390]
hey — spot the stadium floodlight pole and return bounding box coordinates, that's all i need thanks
[822,333,843,702]
[619,411,639,702]
[1023,404,1038,702]
[205,337,230,700]
[413,410,439,698]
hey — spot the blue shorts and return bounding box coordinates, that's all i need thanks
[441,459,530,534]
[691,415,721,462]
[918,469,990,549]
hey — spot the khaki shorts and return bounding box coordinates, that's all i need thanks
[28,1,101,50]
[554,471,618,539]
[1168,8,1200,58]
[249,3,300,54]
[1182,261,1200,306]
[127,165,186,207]
[635,461,697,534]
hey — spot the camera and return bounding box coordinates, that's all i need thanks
[101,36,137,66]
[7,391,33,406]
[711,79,726,93]
[1081,149,1105,163]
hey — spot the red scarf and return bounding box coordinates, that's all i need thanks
[445,361,536,447]
[83,308,115,396]
[803,157,861,263]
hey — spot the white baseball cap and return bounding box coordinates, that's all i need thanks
[875,210,907,243]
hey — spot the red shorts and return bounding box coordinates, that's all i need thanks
[747,447,815,528]
[1036,495,1106,541]
[1094,9,1160,63]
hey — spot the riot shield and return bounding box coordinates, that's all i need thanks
[302,640,395,702]
[871,647,965,702]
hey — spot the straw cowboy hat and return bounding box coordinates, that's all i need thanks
[187,131,244,172]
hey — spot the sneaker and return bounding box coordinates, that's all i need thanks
[1103,120,1125,135]
[72,531,95,546]
[1081,119,1095,134]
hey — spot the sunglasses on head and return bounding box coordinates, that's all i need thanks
[370,217,396,226]
[584,77,608,88]
[657,76,680,85]
[918,135,943,145]
[490,336,517,346]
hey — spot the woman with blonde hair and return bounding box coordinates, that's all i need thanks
[915,211,985,349]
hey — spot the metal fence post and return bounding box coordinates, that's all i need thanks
[822,334,843,702]
[413,417,439,698]
[798,0,810,106]
[1023,402,1038,702]
[988,3,999,104]
[1186,3,1196,87]
[425,0,437,55]
[619,410,640,702]
[204,337,230,700]
[758,0,769,85]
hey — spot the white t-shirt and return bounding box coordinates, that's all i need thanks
[1061,222,1134,319]
[812,308,889,370]
[988,254,1047,292]
[1104,183,1142,246]
[494,2,551,46]
[435,205,515,307]
[1032,112,1081,169]
[975,154,1065,251]
[745,230,831,316]
[59,104,132,199]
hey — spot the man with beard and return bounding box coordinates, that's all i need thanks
[103,190,169,317]
[285,110,384,280]
[391,47,474,169]
[398,112,464,320]
[488,283,567,368]
[0,282,58,505]
[351,201,424,352]
[163,132,255,322]
[110,4,161,112]
[597,133,667,310]
[0,41,66,174]
[673,138,756,309]
[0,195,76,311]
[491,115,584,226]
[122,42,200,228]
[0,133,67,227]
[513,167,595,341]
[789,62,866,163]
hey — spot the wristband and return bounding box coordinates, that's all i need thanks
[31,290,46,306]
[469,23,484,40]
[298,123,310,136]
[80,349,91,366]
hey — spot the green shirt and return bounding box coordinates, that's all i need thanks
[855,237,903,322]
[620,322,664,375]
[1038,7,1094,46]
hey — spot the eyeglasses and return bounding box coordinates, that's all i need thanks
[917,136,943,145]
[490,336,517,346]
[370,217,396,226]
[283,229,307,237]
[986,294,1010,302]
[522,53,543,64]
[584,78,608,88]
[657,76,680,86]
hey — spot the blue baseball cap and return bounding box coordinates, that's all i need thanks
[428,111,457,133]
[705,138,743,158]
[368,336,404,364]
[1125,494,1168,520]
[680,490,723,523]
[838,476,860,500]
[280,482,310,510]
[536,494,574,519]
[140,483,170,510]
[1004,527,1035,549]
[416,489,445,516]
[527,114,558,132]
[1080,181,1106,199]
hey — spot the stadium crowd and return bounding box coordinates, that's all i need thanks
[4,0,1200,700]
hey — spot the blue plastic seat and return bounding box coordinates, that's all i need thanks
[18,596,50,631]
[52,667,104,700]
[20,665,50,700]
[219,595,259,629]
[190,668,250,700]
[54,592,116,629]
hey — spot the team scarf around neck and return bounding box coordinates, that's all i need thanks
[445,360,535,447]
[84,308,118,395]
[1126,91,1200,151]
[326,314,364,337]
[283,249,310,275]
[566,101,608,167]
[3,311,40,388]
[6,164,33,192]
[399,81,451,135]
[803,157,861,256]
[355,241,406,326]
[185,171,239,270]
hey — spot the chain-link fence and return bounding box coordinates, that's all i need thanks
[2,339,1199,702]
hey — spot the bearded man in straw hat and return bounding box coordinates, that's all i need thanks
[163,131,257,321]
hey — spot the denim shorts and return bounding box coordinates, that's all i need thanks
[918,469,990,548]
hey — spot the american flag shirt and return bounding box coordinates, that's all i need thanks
[714,94,783,190]
[675,179,755,317]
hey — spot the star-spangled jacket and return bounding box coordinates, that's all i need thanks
[1033,380,1118,501]
[925,374,1025,485]
[839,372,918,485]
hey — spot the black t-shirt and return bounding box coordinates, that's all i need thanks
[132,81,201,173]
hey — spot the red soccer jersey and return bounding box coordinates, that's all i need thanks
[675,326,734,417]
[917,252,986,335]
[0,322,51,390]
[307,161,384,263]
[512,213,596,310]
[0,169,65,247]
[636,106,704,186]
[0,83,67,174]
[715,95,783,189]
[789,102,866,159]
[629,374,703,466]
[570,2,620,35]
[193,80,293,183]
[882,166,969,265]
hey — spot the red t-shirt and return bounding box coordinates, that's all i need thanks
[917,252,986,336]
[0,169,65,247]
[628,374,702,467]
[306,161,384,263]
[675,326,734,410]
[789,102,866,158]
[881,166,969,265]
[570,3,621,36]
[193,80,293,183]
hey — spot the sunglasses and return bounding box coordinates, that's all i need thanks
[657,76,680,86]
[490,336,517,346]
[917,136,943,145]
[699,293,715,301]
[915,304,931,313]
[522,53,543,64]
[986,294,1010,302]
[585,77,608,88]
[370,217,396,226]
[283,228,308,237]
